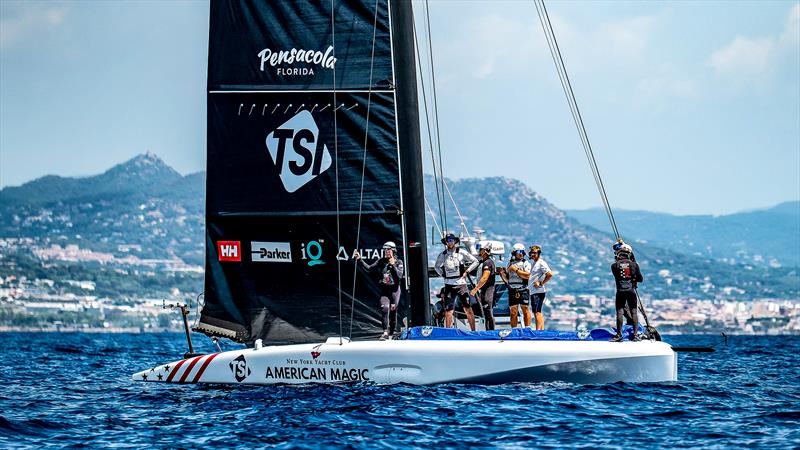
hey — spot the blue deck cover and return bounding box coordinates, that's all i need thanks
[401,325,644,341]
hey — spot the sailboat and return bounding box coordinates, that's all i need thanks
[133,0,677,385]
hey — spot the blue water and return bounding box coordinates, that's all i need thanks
[1,333,798,448]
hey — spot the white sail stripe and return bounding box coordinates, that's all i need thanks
[209,89,394,94]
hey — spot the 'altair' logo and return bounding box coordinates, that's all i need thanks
[266,111,332,193]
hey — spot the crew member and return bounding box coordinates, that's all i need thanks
[354,241,404,340]
[528,245,553,331]
[470,242,497,331]
[610,242,643,342]
[499,243,531,327]
[434,232,480,329]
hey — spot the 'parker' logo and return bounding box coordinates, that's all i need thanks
[266,111,332,193]
[229,354,251,382]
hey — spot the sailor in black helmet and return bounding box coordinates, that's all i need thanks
[610,241,643,342]
[354,241,404,340]
[470,242,497,331]
[434,232,479,329]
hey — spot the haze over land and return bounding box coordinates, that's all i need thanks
[0,154,797,333]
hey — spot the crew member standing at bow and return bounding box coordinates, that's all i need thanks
[470,242,497,331]
[527,245,553,331]
[610,242,643,342]
[434,232,480,329]
[354,241,404,340]
[499,243,531,327]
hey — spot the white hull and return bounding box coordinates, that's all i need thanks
[133,338,677,385]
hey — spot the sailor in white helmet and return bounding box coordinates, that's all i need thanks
[499,243,532,327]
[354,241,404,340]
[434,232,480,329]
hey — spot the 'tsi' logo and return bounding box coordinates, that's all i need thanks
[229,354,251,382]
[217,241,241,262]
[266,110,332,193]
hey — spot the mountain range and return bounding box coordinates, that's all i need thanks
[566,204,800,267]
[1,153,797,301]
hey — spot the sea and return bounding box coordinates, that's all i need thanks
[0,333,798,449]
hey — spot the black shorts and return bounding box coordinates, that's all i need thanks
[442,284,468,311]
[531,292,545,313]
[479,286,495,309]
[615,290,637,311]
[507,287,530,306]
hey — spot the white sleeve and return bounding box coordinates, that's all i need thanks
[463,251,479,273]
[434,252,444,276]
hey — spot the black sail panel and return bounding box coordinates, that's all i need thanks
[200,0,420,344]
[208,0,392,90]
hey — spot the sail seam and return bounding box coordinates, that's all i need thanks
[209,90,395,94]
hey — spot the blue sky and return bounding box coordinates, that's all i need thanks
[1,0,798,215]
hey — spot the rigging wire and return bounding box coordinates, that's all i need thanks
[330,0,344,344]
[442,179,471,240]
[412,6,447,236]
[349,0,381,339]
[533,0,621,240]
[423,0,448,234]
[424,195,444,238]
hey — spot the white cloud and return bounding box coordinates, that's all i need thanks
[0,3,67,50]
[707,36,775,78]
[779,3,800,47]
[707,4,799,82]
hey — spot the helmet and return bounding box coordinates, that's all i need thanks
[478,242,493,254]
[441,232,460,245]
[615,243,634,259]
[511,243,525,256]
[382,241,397,250]
[613,240,633,253]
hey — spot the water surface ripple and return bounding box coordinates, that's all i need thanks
[1,333,798,448]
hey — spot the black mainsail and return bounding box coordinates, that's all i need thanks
[198,0,429,344]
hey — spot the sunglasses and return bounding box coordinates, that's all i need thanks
[446,238,456,242]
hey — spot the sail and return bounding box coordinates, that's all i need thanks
[199,0,428,344]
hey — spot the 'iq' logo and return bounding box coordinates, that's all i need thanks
[301,240,325,267]
[266,111,332,193]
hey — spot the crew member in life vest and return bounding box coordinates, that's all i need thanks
[610,242,643,342]
[499,243,532,327]
[528,245,553,331]
[354,241,404,340]
[470,242,497,331]
[434,232,480,329]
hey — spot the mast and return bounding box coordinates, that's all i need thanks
[390,0,430,327]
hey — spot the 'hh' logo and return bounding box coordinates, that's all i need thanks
[266,110,332,193]
[217,241,241,262]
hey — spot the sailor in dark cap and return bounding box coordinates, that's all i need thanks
[470,242,497,331]
[434,232,479,329]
